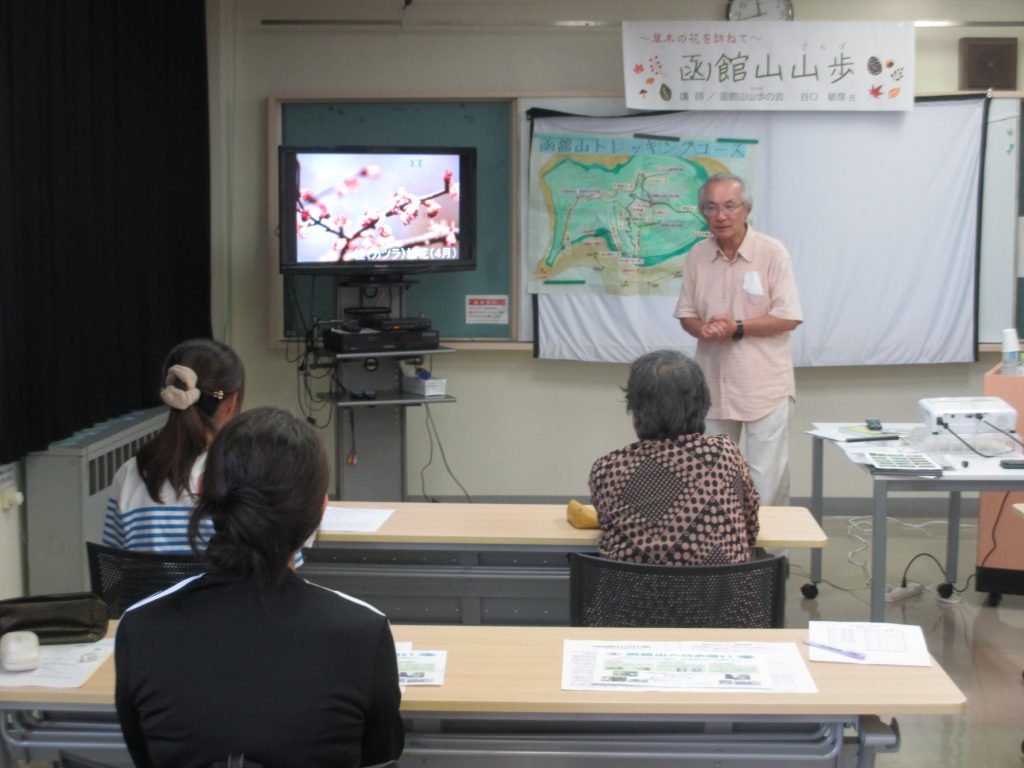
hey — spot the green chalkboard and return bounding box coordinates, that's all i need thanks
[280,100,511,339]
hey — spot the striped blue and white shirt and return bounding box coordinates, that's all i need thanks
[103,455,211,554]
[103,456,305,565]
[104,455,305,566]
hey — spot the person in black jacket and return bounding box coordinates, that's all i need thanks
[114,406,404,768]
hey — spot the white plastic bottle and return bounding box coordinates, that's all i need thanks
[1001,328,1020,375]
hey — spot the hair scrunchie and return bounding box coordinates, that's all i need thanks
[160,364,201,410]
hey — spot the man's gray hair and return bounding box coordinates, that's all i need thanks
[698,172,753,210]
[625,350,710,440]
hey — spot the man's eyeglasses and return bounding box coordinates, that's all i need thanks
[701,201,744,216]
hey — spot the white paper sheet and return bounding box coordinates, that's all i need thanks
[0,639,114,688]
[562,640,817,693]
[321,506,394,533]
[807,621,932,666]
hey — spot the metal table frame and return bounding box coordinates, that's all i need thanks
[808,433,1024,621]
[302,541,594,625]
[1,702,898,768]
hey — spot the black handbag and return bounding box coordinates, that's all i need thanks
[0,592,108,644]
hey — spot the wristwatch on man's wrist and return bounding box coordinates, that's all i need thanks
[732,319,745,341]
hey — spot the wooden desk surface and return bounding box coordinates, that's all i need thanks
[395,626,964,717]
[317,502,827,549]
[0,625,963,717]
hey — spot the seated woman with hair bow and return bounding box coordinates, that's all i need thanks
[103,338,244,554]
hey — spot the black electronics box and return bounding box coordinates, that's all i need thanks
[365,316,433,332]
[323,328,440,354]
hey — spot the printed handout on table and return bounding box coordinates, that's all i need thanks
[562,640,817,693]
[397,650,447,686]
[0,639,114,689]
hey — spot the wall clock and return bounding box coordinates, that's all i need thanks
[727,0,794,21]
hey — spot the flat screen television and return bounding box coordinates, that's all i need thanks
[279,145,476,279]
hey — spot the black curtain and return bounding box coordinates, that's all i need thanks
[0,1,212,463]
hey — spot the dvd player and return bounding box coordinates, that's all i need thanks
[323,328,440,354]
[365,316,433,332]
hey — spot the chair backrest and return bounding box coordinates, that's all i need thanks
[568,553,787,628]
[86,542,206,619]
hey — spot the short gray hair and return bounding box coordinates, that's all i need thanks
[698,172,753,210]
[625,350,710,440]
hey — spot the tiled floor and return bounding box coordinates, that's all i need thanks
[786,515,1024,767]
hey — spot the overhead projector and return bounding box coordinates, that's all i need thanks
[917,396,1018,435]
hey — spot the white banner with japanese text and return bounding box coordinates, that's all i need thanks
[622,21,915,111]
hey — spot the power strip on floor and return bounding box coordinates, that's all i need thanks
[885,582,924,603]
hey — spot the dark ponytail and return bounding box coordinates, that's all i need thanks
[136,339,245,501]
[189,407,328,583]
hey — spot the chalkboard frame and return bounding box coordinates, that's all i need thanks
[266,95,515,344]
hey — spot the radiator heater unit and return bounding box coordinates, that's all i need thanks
[26,407,166,593]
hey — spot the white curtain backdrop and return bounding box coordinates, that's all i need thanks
[530,98,984,366]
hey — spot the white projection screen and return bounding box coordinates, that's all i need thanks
[528,97,986,367]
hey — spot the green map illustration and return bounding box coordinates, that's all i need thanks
[528,135,754,296]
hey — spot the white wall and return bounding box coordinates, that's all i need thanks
[205,0,1024,505]
[0,463,24,598]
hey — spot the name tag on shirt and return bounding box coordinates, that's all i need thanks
[743,271,764,296]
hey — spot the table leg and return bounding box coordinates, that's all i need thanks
[871,479,889,622]
[334,407,343,499]
[810,436,824,585]
[946,491,961,583]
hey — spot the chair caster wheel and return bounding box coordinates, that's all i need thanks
[985,592,1002,607]
[801,583,819,599]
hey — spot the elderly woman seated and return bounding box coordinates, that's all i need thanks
[588,349,759,566]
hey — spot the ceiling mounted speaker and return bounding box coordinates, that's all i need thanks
[959,37,1018,90]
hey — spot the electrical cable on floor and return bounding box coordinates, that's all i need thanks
[423,404,472,502]
[892,492,1010,605]
[890,517,978,534]
[844,513,979,592]
[844,516,872,580]
[419,406,437,501]
[789,564,870,606]
[899,551,949,587]
[346,408,357,465]
[939,492,1008,599]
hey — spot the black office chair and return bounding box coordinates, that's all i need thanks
[568,552,787,628]
[86,542,206,619]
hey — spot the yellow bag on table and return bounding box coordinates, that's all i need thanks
[566,499,598,529]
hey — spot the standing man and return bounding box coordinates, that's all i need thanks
[674,173,803,506]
